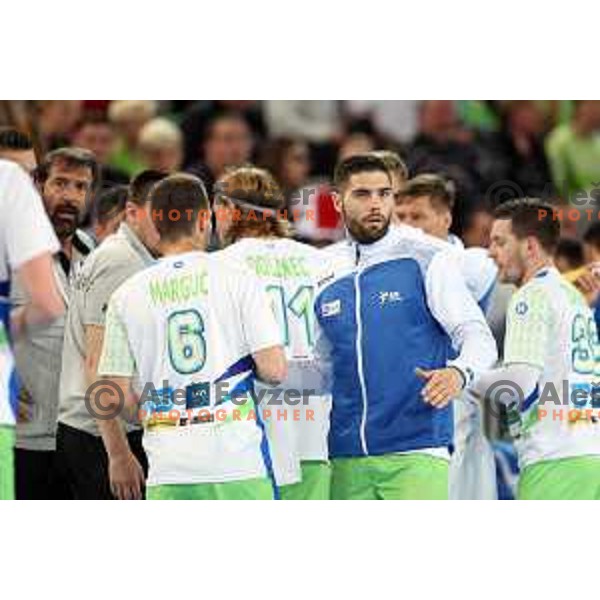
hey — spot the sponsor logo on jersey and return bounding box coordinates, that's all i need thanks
[515,300,528,316]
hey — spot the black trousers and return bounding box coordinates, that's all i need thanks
[56,422,149,500]
[14,448,73,500]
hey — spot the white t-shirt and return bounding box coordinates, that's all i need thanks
[98,250,282,486]
[0,160,59,425]
[220,237,331,485]
[504,267,600,468]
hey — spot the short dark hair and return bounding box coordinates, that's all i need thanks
[555,238,584,270]
[149,173,209,242]
[583,221,600,251]
[129,169,168,206]
[333,153,390,190]
[0,128,33,151]
[397,173,456,212]
[35,147,99,187]
[370,150,409,181]
[93,185,128,226]
[494,198,561,254]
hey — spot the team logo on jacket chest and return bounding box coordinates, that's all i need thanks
[378,290,404,306]
[321,299,341,317]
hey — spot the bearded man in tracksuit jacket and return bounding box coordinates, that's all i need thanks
[314,154,497,499]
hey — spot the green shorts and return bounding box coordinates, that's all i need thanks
[0,426,15,500]
[518,456,600,500]
[279,461,331,500]
[147,477,274,500]
[331,453,449,500]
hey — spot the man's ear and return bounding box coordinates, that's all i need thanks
[196,209,211,234]
[124,200,138,222]
[444,210,453,232]
[525,235,539,258]
[332,191,343,215]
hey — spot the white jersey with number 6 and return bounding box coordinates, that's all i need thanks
[98,250,282,486]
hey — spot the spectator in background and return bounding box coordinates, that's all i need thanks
[482,101,553,199]
[259,137,311,203]
[108,100,157,177]
[337,132,377,162]
[555,238,584,274]
[89,185,128,244]
[138,117,183,173]
[461,203,494,249]
[188,110,254,194]
[345,101,420,146]
[407,101,483,197]
[0,128,37,175]
[264,101,342,177]
[70,112,129,186]
[583,223,600,265]
[179,101,265,168]
[546,100,600,202]
[38,101,83,151]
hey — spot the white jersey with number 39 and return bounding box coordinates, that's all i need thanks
[504,267,600,468]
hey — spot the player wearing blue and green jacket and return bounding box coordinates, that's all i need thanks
[313,155,497,500]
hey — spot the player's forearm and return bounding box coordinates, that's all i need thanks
[470,363,541,404]
[449,320,498,387]
[97,418,131,460]
[84,325,105,386]
[17,253,65,322]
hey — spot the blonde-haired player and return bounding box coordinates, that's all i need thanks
[215,165,332,500]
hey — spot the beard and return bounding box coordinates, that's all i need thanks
[344,209,391,244]
[49,203,82,240]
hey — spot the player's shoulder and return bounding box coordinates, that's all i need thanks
[461,246,498,280]
[509,272,554,315]
[387,224,453,262]
[82,227,135,272]
[208,248,254,279]
[0,158,22,187]
[109,261,155,302]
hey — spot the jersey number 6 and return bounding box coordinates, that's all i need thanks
[167,310,207,374]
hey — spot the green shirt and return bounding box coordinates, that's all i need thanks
[546,124,600,201]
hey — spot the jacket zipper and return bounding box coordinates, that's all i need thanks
[353,244,369,455]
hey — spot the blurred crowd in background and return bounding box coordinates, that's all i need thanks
[2,99,600,261]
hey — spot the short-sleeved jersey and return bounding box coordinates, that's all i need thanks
[98,250,282,486]
[504,267,600,467]
[0,160,59,425]
[219,237,331,484]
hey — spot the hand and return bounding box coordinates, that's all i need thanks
[108,451,145,500]
[574,268,600,306]
[416,367,464,408]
